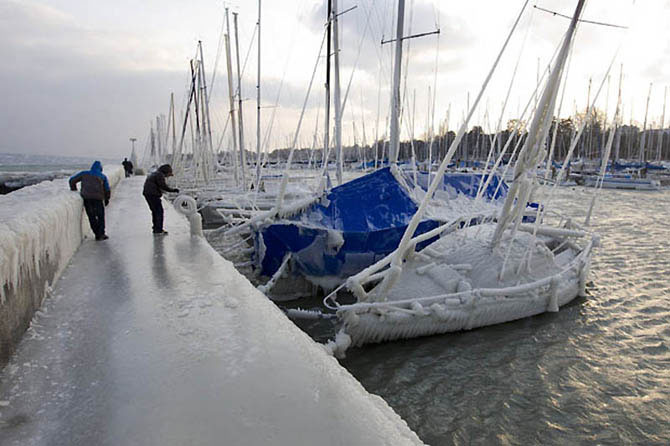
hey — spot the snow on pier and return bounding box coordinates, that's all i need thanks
[0,176,422,445]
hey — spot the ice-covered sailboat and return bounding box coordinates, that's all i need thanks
[248,0,518,295]
[253,165,513,292]
[323,0,601,352]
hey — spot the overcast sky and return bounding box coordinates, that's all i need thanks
[1,0,669,160]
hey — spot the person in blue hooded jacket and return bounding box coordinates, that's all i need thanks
[69,161,111,241]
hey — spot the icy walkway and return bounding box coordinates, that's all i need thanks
[0,177,422,446]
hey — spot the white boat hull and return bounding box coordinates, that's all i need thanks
[583,176,660,190]
[339,271,584,346]
[336,223,595,347]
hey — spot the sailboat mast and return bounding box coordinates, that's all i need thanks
[374,63,382,170]
[171,93,177,154]
[156,116,163,163]
[234,12,247,188]
[656,86,667,161]
[491,0,585,249]
[224,8,240,186]
[255,0,262,186]
[196,45,213,182]
[640,82,652,163]
[613,65,623,164]
[323,0,332,171]
[198,42,214,158]
[389,0,405,165]
[333,0,343,184]
[582,78,591,160]
[169,93,178,174]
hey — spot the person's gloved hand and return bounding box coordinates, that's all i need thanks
[104,199,110,206]
[174,188,180,194]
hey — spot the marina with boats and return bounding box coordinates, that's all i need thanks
[2,0,670,444]
[131,0,667,355]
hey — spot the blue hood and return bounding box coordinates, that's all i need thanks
[91,161,103,173]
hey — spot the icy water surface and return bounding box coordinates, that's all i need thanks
[340,186,670,445]
[0,152,118,193]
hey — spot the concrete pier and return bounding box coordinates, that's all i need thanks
[0,177,423,445]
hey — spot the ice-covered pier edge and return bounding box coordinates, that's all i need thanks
[1,175,424,444]
[0,166,123,365]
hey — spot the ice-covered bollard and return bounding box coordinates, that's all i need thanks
[173,195,203,237]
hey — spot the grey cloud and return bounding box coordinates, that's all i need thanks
[0,69,186,158]
[0,1,195,158]
[1,0,178,78]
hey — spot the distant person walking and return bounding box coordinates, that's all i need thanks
[122,158,134,178]
[69,160,110,241]
[143,164,179,235]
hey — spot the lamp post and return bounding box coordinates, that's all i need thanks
[129,137,138,170]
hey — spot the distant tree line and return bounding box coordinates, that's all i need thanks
[224,109,670,165]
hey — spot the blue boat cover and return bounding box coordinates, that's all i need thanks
[415,171,508,201]
[613,161,666,171]
[256,168,513,280]
[256,167,440,279]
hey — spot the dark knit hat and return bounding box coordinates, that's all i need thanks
[158,164,173,175]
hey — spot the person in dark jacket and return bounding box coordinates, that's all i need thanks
[143,164,179,235]
[69,161,111,241]
[122,158,134,177]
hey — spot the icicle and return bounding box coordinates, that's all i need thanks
[547,277,559,312]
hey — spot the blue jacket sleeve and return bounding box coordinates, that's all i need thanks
[69,171,84,191]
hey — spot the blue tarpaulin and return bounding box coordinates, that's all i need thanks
[256,168,440,279]
[415,172,508,200]
[255,168,512,280]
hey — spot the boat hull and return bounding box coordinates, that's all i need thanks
[583,176,660,190]
[338,259,587,346]
[336,223,595,347]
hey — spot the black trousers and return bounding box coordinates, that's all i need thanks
[144,194,164,233]
[83,198,105,238]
